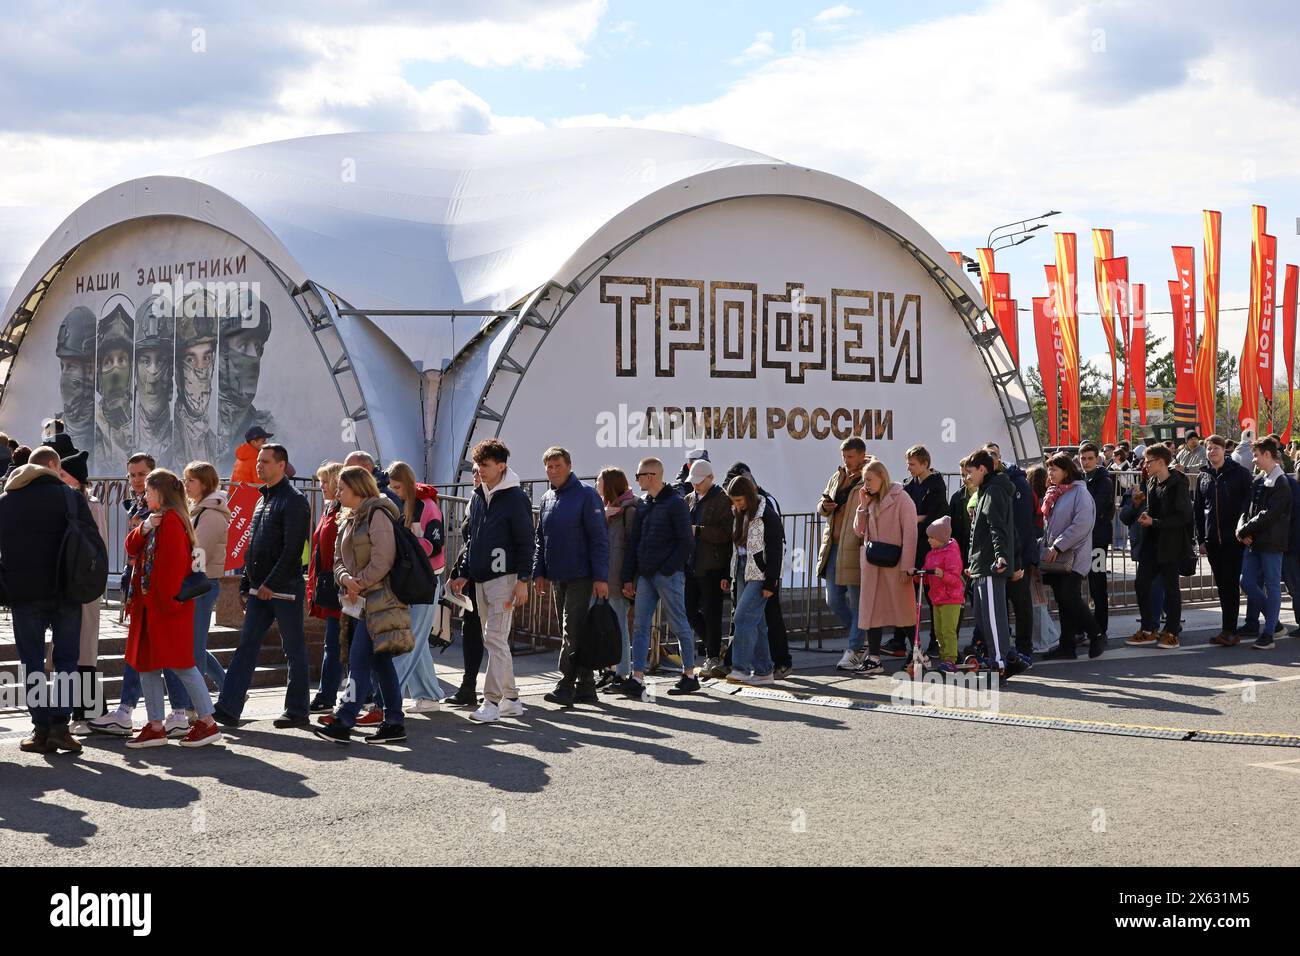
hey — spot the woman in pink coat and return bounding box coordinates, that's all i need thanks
[852,459,918,675]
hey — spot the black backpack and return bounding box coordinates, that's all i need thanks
[58,487,109,604]
[579,598,623,669]
[376,508,438,606]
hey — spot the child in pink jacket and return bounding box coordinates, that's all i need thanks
[919,516,965,668]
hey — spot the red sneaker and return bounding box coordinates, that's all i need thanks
[317,714,335,726]
[356,708,383,726]
[178,721,223,748]
[125,724,169,749]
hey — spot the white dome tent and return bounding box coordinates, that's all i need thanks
[0,127,1038,506]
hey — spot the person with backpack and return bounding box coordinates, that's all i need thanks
[722,475,785,684]
[685,458,733,681]
[722,462,792,678]
[595,466,638,692]
[183,461,230,693]
[308,462,346,712]
[314,466,412,744]
[534,447,610,708]
[817,437,867,670]
[449,439,535,723]
[58,449,109,734]
[121,469,223,749]
[389,460,448,713]
[0,445,106,753]
[211,443,312,728]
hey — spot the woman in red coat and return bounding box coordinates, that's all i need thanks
[124,468,223,749]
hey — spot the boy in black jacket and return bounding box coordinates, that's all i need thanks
[1236,436,1291,650]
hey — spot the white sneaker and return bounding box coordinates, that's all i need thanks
[69,719,93,737]
[88,710,134,736]
[497,698,526,718]
[469,701,500,723]
[163,711,190,738]
[724,670,750,684]
[409,698,441,714]
[748,673,776,685]
[836,649,864,671]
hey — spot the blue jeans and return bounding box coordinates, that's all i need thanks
[607,591,632,676]
[216,579,309,719]
[824,542,864,652]
[631,571,696,674]
[1241,549,1284,637]
[120,662,189,711]
[336,617,404,728]
[11,600,81,730]
[192,583,225,691]
[393,602,444,701]
[731,579,773,674]
[316,616,343,704]
[140,667,214,723]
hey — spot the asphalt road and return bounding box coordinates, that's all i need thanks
[3,614,1299,866]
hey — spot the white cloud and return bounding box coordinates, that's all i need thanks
[814,5,860,23]
[731,31,775,65]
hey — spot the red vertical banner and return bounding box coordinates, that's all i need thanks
[1171,245,1198,429]
[1092,229,1119,444]
[1194,210,1221,437]
[1241,204,1267,432]
[1133,283,1148,424]
[1004,299,1020,366]
[1258,233,1278,432]
[1103,257,1131,436]
[949,251,964,269]
[1053,233,1080,444]
[1033,296,1059,445]
[991,271,1018,363]
[1282,264,1298,444]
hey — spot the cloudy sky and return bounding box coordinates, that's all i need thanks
[2,0,1298,373]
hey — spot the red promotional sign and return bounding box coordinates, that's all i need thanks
[1241,204,1266,431]
[1033,296,1059,445]
[1171,246,1197,427]
[1283,264,1298,444]
[1195,210,1221,436]
[990,271,1018,363]
[1102,256,1131,433]
[1258,233,1278,426]
[224,483,263,572]
[1133,283,1147,423]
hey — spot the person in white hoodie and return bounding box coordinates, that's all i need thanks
[449,439,535,723]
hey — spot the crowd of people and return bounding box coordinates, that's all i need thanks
[2,412,1297,753]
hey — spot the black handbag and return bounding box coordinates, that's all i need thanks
[865,541,902,568]
[578,598,623,669]
[175,570,214,602]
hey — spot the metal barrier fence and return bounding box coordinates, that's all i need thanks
[84,467,1219,657]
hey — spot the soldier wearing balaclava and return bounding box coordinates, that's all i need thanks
[55,305,97,454]
[134,294,175,461]
[173,287,220,465]
[94,303,135,470]
[217,287,276,469]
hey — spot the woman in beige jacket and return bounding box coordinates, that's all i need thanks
[184,461,231,693]
[852,459,919,676]
[315,465,411,745]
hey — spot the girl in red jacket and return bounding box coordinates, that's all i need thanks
[124,469,223,748]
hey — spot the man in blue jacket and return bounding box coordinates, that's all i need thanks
[450,438,536,723]
[534,446,610,707]
[212,443,313,728]
[621,456,700,699]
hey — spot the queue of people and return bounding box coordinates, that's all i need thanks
[5,413,1299,757]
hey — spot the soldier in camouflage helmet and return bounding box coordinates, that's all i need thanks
[134,294,174,459]
[173,287,220,465]
[55,305,97,454]
[94,302,135,470]
[217,287,276,467]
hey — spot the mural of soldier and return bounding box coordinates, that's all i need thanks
[133,294,174,462]
[55,305,97,455]
[173,287,220,466]
[217,287,276,467]
[94,301,135,470]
